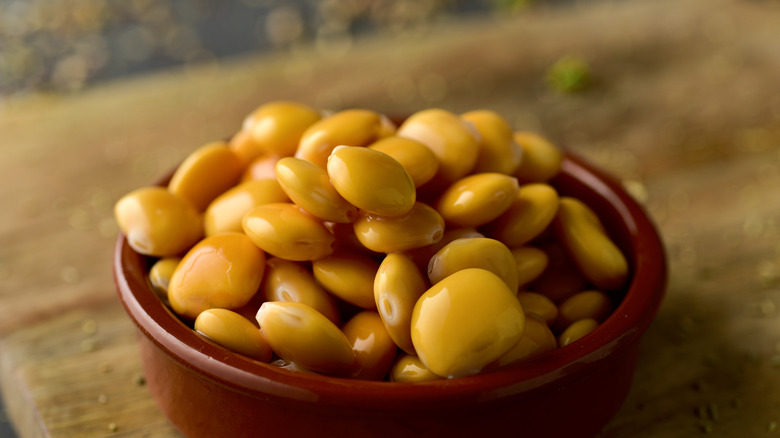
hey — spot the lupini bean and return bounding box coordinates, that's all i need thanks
[427,237,519,292]
[312,251,380,309]
[256,301,355,376]
[168,232,266,320]
[368,136,439,187]
[513,131,563,183]
[240,154,282,182]
[242,202,335,261]
[114,187,203,257]
[411,268,526,378]
[555,197,628,291]
[262,257,341,325]
[461,109,523,175]
[148,257,180,299]
[352,202,445,254]
[194,308,273,362]
[242,101,322,157]
[490,313,557,368]
[435,173,520,227]
[517,292,558,327]
[275,157,358,223]
[204,179,289,236]
[389,354,443,383]
[510,246,549,288]
[374,253,428,354]
[558,318,599,347]
[529,241,589,303]
[486,183,559,247]
[296,109,394,168]
[555,290,613,331]
[167,141,244,212]
[342,311,398,380]
[327,145,416,217]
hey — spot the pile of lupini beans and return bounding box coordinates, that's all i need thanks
[114,101,629,381]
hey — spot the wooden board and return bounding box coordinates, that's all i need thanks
[2,0,780,435]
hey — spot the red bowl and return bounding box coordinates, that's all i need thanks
[114,152,666,438]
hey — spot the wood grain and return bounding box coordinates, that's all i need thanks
[2,0,780,436]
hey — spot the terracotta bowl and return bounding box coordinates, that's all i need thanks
[114,152,666,438]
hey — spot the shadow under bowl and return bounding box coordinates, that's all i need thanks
[114,152,666,438]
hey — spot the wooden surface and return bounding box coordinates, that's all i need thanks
[2,0,780,436]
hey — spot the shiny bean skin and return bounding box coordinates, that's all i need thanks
[405,227,484,272]
[194,308,273,362]
[486,183,559,248]
[428,237,520,292]
[114,187,203,257]
[148,257,180,299]
[240,154,282,182]
[511,246,549,288]
[390,354,443,382]
[168,232,266,320]
[368,136,439,187]
[204,179,289,236]
[327,146,416,217]
[312,251,379,309]
[558,318,599,347]
[228,129,264,165]
[396,108,480,189]
[529,241,589,303]
[435,173,520,227]
[513,131,563,183]
[556,290,613,331]
[374,253,428,354]
[167,141,245,211]
[242,101,322,157]
[555,197,629,291]
[342,311,399,380]
[276,157,358,223]
[490,313,557,368]
[461,110,523,175]
[256,301,356,376]
[353,202,445,254]
[242,203,335,261]
[411,268,525,378]
[296,109,395,168]
[516,292,558,327]
[262,257,341,325]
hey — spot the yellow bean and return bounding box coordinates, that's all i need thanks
[396,108,480,189]
[461,109,523,175]
[516,292,558,327]
[194,308,273,362]
[411,268,525,378]
[389,354,443,382]
[486,183,559,247]
[368,135,439,187]
[490,313,557,368]
[240,154,282,182]
[352,202,445,253]
[262,257,341,325]
[511,246,549,288]
[114,187,203,257]
[168,232,266,320]
[204,179,289,236]
[342,311,398,380]
[296,109,394,168]
[327,145,416,217]
[554,197,629,291]
[374,253,428,354]
[242,203,335,261]
[435,173,519,227]
[529,241,589,303]
[168,141,244,211]
[148,257,180,299]
[555,290,613,331]
[256,301,355,376]
[312,251,380,309]
[405,227,484,272]
[427,237,519,292]
[558,318,599,347]
[513,131,563,183]
[242,101,322,157]
[228,129,264,165]
[275,157,358,223]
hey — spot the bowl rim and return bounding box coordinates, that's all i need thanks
[113,151,667,409]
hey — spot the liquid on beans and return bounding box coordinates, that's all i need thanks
[114,101,632,381]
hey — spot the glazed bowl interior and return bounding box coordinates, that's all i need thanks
[114,152,666,436]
